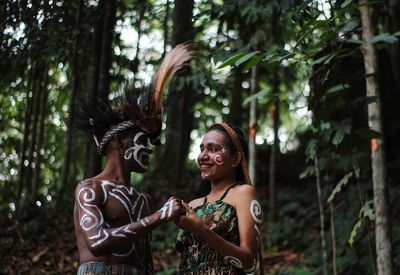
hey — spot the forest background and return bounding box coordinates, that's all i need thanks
[1,0,399,274]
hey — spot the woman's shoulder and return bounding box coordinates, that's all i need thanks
[229,183,258,203]
[234,183,256,195]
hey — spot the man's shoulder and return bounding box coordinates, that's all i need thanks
[76,178,102,188]
[75,178,105,196]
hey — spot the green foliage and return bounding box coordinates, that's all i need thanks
[217,51,260,69]
[349,200,375,246]
[328,172,353,202]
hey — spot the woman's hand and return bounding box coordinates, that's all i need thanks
[175,202,207,235]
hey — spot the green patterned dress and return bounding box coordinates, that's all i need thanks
[176,185,245,274]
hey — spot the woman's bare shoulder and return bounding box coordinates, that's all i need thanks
[234,183,257,196]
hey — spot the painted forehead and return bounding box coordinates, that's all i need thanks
[201,130,230,147]
[124,128,148,139]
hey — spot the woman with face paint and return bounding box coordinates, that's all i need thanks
[176,123,263,274]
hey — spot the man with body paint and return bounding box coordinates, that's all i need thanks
[73,44,192,275]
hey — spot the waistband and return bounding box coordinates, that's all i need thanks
[77,261,146,275]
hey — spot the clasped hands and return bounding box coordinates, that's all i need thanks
[164,196,206,234]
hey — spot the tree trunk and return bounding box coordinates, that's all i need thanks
[157,0,195,186]
[84,0,104,178]
[32,66,49,201]
[132,5,145,83]
[384,0,400,91]
[226,20,247,128]
[0,2,6,47]
[84,0,116,178]
[24,68,43,202]
[227,67,244,127]
[162,0,170,57]
[314,152,328,275]
[359,2,393,274]
[98,0,116,100]
[248,66,258,185]
[268,71,280,223]
[59,0,83,202]
[329,201,337,275]
[16,66,35,206]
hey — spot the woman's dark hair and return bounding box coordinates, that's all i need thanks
[208,123,248,181]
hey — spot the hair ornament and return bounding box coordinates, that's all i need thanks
[88,118,100,147]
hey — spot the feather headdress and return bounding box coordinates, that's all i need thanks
[121,43,192,145]
[75,43,193,155]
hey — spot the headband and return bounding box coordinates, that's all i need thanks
[94,120,136,155]
[211,123,252,185]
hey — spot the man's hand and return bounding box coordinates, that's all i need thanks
[157,196,186,223]
[175,202,207,235]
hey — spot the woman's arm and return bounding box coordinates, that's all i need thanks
[177,184,262,272]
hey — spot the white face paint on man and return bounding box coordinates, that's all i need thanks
[124,131,152,169]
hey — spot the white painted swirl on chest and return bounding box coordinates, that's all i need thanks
[78,187,103,231]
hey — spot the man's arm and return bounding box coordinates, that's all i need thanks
[76,182,184,257]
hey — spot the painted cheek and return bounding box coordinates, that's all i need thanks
[213,153,224,166]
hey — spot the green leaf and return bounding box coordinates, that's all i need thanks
[242,55,264,72]
[332,124,351,146]
[356,128,381,139]
[328,172,353,202]
[320,122,331,130]
[346,38,363,44]
[242,88,269,106]
[341,0,353,8]
[299,166,315,179]
[349,218,362,246]
[339,20,359,33]
[305,139,318,159]
[370,33,399,44]
[311,53,334,66]
[360,200,375,220]
[354,167,360,179]
[357,1,385,8]
[234,51,260,67]
[327,83,350,94]
[217,53,249,69]
[394,31,400,37]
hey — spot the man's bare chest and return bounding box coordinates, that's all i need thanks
[100,181,151,226]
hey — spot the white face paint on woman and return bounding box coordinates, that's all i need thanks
[124,131,153,170]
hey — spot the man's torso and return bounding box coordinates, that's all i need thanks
[74,180,154,270]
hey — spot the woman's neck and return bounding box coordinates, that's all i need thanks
[209,177,237,198]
